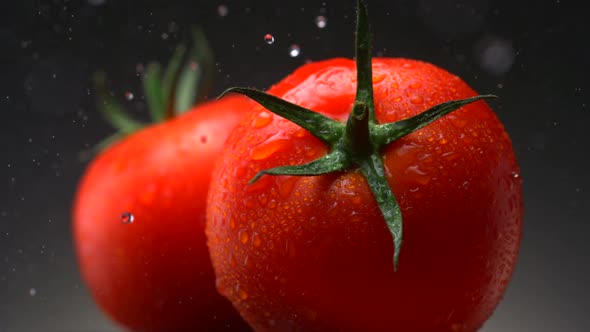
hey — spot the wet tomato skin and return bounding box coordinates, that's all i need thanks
[73,96,253,332]
[206,58,522,332]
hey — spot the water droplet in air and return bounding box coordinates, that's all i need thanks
[264,34,275,44]
[121,212,134,224]
[29,288,37,296]
[315,16,327,28]
[217,5,228,17]
[124,91,134,101]
[289,44,301,57]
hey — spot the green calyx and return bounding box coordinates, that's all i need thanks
[85,28,215,159]
[220,0,495,270]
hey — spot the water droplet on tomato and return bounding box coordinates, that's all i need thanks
[289,44,301,57]
[264,34,275,44]
[120,212,134,224]
[410,96,424,104]
[251,133,292,160]
[215,278,226,294]
[237,286,249,301]
[511,172,520,179]
[251,111,273,128]
[409,82,422,89]
[315,15,327,28]
[239,230,249,244]
[405,165,430,185]
[252,232,262,247]
[229,253,237,267]
[278,176,298,198]
[372,73,386,84]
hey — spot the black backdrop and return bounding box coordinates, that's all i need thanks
[1,0,589,331]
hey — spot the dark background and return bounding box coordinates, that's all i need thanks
[1,0,588,331]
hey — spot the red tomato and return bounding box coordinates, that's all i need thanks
[73,95,252,331]
[206,58,522,331]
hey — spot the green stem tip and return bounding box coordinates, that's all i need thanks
[82,27,215,161]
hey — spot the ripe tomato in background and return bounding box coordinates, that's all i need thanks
[73,94,253,332]
[206,56,522,330]
[72,32,253,332]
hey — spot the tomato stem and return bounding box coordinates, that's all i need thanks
[84,27,215,160]
[344,102,373,160]
[222,0,496,270]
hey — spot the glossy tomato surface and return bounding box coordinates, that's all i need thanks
[206,58,523,332]
[73,95,253,332]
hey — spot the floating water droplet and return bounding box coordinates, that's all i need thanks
[124,91,134,101]
[217,5,228,17]
[289,44,301,57]
[264,34,275,44]
[315,16,327,28]
[29,288,37,296]
[120,212,134,224]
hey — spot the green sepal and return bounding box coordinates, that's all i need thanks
[249,150,352,184]
[174,28,216,114]
[373,94,497,146]
[360,154,403,270]
[142,63,166,122]
[93,71,145,134]
[162,44,187,116]
[220,87,344,143]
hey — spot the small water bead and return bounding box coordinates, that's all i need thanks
[289,44,301,57]
[217,5,228,17]
[124,91,134,101]
[120,212,134,224]
[251,111,273,128]
[264,34,275,44]
[409,82,422,89]
[410,95,424,104]
[239,230,249,244]
[29,288,37,296]
[315,15,327,28]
